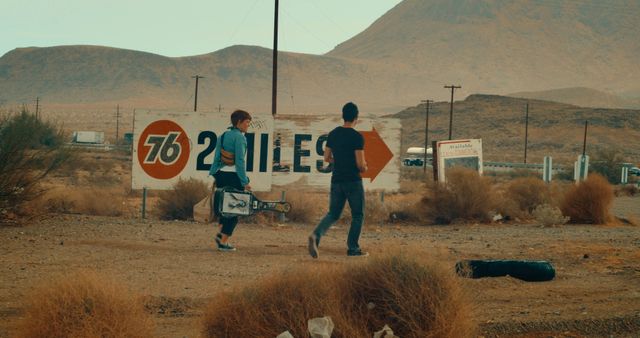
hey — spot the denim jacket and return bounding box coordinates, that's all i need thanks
[208,127,250,187]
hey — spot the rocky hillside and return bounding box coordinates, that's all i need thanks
[393,94,640,164]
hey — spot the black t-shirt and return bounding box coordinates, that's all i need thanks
[326,126,364,183]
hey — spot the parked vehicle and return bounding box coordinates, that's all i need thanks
[72,131,105,144]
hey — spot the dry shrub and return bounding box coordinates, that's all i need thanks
[202,250,474,338]
[17,270,154,338]
[421,167,495,224]
[28,186,128,217]
[333,191,409,226]
[561,174,614,224]
[615,184,639,197]
[202,264,342,337]
[387,192,424,223]
[506,177,551,214]
[532,204,569,227]
[339,251,474,338]
[364,191,391,224]
[282,189,326,224]
[156,178,209,220]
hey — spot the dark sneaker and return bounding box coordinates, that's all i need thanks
[214,233,222,246]
[308,234,319,259]
[217,242,236,252]
[347,250,369,257]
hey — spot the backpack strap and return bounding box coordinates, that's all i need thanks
[219,131,235,166]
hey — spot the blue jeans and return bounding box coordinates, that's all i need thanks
[312,180,365,253]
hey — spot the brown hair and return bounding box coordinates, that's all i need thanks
[231,110,251,127]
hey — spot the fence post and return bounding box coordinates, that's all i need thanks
[142,187,147,219]
[543,156,552,183]
[279,190,286,223]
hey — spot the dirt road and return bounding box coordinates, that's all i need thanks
[1,197,639,337]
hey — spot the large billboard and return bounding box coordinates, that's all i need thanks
[132,112,401,192]
[132,111,273,191]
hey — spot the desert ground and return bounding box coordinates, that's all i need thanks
[1,194,639,337]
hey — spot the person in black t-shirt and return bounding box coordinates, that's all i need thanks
[308,102,369,258]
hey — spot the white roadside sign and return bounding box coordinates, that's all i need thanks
[435,139,483,182]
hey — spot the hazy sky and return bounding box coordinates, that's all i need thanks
[1,0,402,58]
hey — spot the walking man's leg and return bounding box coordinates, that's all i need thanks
[308,183,346,258]
[346,181,366,256]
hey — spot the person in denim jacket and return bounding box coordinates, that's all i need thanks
[308,102,369,258]
[209,110,252,252]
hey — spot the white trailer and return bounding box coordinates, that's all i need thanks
[73,131,105,144]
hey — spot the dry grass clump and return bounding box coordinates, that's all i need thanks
[532,204,569,227]
[386,192,424,223]
[615,184,639,197]
[561,174,614,224]
[29,186,129,217]
[506,177,551,214]
[202,264,342,337]
[339,252,474,338]
[157,178,209,220]
[282,189,325,224]
[17,270,154,338]
[421,167,495,224]
[202,250,474,338]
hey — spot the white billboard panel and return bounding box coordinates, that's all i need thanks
[132,112,400,192]
[271,115,401,191]
[132,111,273,191]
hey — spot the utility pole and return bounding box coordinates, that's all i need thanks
[115,104,120,143]
[35,97,40,120]
[192,75,204,112]
[421,99,433,173]
[444,85,461,140]
[524,102,529,164]
[217,104,223,113]
[272,0,279,116]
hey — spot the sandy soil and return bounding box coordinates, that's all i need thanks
[1,197,639,338]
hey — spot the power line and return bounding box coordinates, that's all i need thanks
[224,0,261,48]
[280,6,333,51]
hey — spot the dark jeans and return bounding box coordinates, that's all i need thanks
[312,180,365,253]
[213,171,243,236]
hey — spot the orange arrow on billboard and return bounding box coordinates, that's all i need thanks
[360,127,393,182]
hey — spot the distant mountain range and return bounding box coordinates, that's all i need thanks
[1,0,639,113]
[508,87,640,109]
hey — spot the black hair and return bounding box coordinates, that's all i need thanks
[342,102,359,122]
